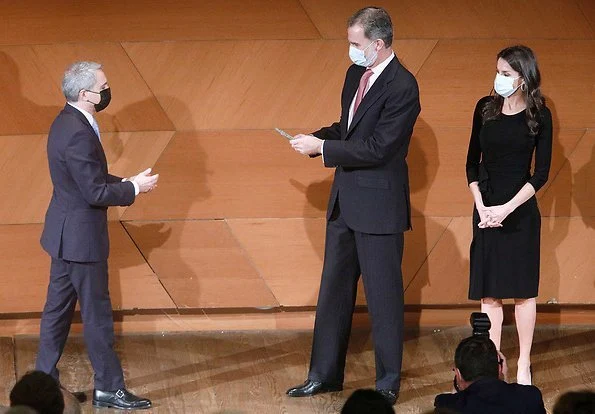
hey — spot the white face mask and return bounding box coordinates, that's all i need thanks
[494,73,522,98]
[349,40,379,67]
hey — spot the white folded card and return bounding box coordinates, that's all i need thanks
[274,128,294,140]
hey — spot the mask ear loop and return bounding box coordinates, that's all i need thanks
[365,39,382,52]
[82,89,100,105]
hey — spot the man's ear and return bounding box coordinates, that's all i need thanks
[79,89,90,104]
[498,358,507,381]
[497,350,508,382]
[454,368,462,381]
[454,368,467,391]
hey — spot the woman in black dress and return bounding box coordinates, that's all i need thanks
[466,45,552,385]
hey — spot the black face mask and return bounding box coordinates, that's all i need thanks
[87,88,111,112]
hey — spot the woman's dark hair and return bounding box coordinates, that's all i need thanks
[483,45,545,136]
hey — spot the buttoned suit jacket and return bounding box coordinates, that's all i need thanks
[41,104,135,262]
[313,57,420,235]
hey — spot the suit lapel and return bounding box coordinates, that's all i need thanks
[64,104,98,138]
[341,66,365,137]
[63,104,108,169]
[346,58,400,137]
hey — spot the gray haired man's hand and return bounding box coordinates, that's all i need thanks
[133,168,159,193]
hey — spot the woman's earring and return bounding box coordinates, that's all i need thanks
[520,83,527,92]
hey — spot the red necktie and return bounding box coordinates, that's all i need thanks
[353,69,373,114]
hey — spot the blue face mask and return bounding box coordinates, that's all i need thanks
[349,40,378,67]
[494,74,522,98]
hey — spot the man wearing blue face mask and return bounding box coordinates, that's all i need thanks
[287,6,420,406]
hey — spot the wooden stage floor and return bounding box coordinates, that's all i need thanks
[0,325,593,413]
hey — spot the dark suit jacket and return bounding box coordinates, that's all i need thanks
[40,104,135,262]
[434,378,546,414]
[312,56,420,234]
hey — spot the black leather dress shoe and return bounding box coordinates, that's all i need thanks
[286,379,343,397]
[377,389,398,405]
[92,388,151,410]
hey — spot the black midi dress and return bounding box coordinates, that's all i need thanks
[466,96,553,300]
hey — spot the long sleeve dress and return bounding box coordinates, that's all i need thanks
[466,96,553,300]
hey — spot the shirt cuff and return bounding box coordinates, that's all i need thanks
[321,140,325,164]
[122,177,140,196]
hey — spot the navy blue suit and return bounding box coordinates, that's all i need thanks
[307,57,420,391]
[434,377,546,414]
[36,104,135,391]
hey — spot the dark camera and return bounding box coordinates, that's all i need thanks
[470,312,491,337]
[453,312,493,392]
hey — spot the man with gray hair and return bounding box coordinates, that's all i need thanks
[36,61,158,409]
[287,6,420,405]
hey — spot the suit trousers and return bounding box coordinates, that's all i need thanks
[308,202,405,391]
[35,257,125,391]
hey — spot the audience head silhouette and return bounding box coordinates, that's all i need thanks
[553,390,595,414]
[5,407,38,414]
[341,389,394,414]
[9,371,64,414]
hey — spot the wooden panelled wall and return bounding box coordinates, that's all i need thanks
[0,1,593,321]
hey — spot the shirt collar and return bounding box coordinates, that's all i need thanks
[370,51,395,76]
[67,102,96,126]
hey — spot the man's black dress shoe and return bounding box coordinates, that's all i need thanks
[377,389,398,405]
[92,388,151,410]
[286,380,343,397]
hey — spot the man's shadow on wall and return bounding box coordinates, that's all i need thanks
[0,51,61,135]
[0,51,63,225]
[106,96,211,326]
[289,176,331,263]
[574,142,594,229]
[535,98,568,324]
[401,118,464,358]
[405,119,440,330]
